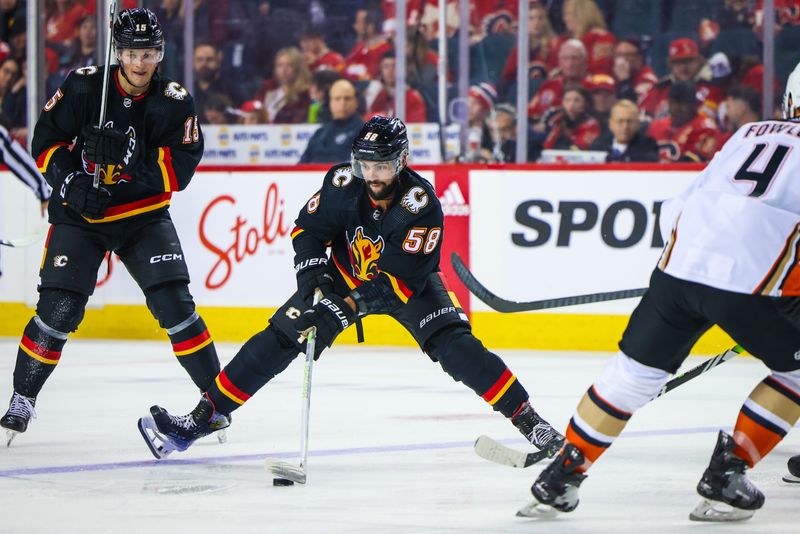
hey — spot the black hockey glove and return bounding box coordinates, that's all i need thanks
[61,171,112,219]
[294,294,355,358]
[295,256,335,306]
[83,125,141,169]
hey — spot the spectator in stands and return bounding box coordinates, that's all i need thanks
[484,102,542,163]
[6,15,25,61]
[640,38,719,122]
[194,42,243,124]
[647,81,721,163]
[724,85,761,133]
[202,93,236,125]
[0,56,18,111]
[613,36,658,105]
[404,28,442,121]
[2,56,24,132]
[44,0,85,51]
[62,14,96,70]
[589,99,659,162]
[556,0,615,75]
[364,50,427,123]
[151,0,185,80]
[308,70,343,124]
[344,6,392,81]
[300,24,345,74]
[299,78,364,164]
[586,73,616,130]
[258,46,312,124]
[0,0,24,44]
[463,82,497,162]
[500,3,558,101]
[236,100,269,125]
[528,39,591,122]
[542,83,601,150]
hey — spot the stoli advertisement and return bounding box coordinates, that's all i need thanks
[92,171,321,306]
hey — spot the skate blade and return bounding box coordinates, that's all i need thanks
[5,429,19,447]
[516,501,558,519]
[689,498,755,522]
[782,473,800,484]
[137,416,177,460]
[264,459,307,484]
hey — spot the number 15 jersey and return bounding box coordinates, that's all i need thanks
[658,120,800,296]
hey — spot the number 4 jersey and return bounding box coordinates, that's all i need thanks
[658,120,800,296]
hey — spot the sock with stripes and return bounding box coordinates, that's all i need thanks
[168,314,221,391]
[13,317,68,398]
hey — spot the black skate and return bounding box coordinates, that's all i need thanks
[137,396,231,459]
[512,401,565,457]
[783,455,800,484]
[0,392,36,446]
[690,430,764,522]
[517,443,587,518]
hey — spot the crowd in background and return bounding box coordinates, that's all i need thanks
[3,0,800,163]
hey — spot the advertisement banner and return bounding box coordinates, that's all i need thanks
[202,124,461,165]
[94,171,322,305]
[435,166,471,315]
[469,169,696,314]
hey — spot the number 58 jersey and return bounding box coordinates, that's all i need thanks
[659,120,800,296]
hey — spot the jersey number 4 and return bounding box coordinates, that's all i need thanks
[733,143,790,197]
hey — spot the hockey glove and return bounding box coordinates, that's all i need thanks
[295,256,335,306]
[83,125,141,170]
[294,294,355,358]
[61,171,112,219]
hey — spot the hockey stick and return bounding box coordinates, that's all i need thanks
[93,0,117,189]
[475,345,744,469]
[451,253,646,313]
[0,225,48,248]
[264,289,323,485]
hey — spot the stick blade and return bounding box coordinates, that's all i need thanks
[474,435,528,468]
[264,459,307,484]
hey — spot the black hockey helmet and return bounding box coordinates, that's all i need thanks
[351,116,409,179]
[113,8,164,54]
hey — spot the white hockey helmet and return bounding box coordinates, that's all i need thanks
[783,63,800,120]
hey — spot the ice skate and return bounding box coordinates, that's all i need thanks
[782,454,800,484]
[689,431,764,522]
[0,392,36,446]
[137,396,230,459]
[518,443,587,518]
[512,401,565,457]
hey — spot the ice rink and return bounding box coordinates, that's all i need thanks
[0,338,797,534]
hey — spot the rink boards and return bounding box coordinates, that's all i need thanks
[0,164,734,352]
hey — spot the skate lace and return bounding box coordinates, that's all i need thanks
[532,421,557,449]
[7,394,36,420]
[166,413,197,431]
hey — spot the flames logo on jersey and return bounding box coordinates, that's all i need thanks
[164,82,188,101]
[348,226,384,281]
[400,186,429,214]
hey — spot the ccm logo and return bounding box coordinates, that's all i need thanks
[513,200,665,249]
[150,253,183,263]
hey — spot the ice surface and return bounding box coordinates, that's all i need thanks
[0,339,796,533]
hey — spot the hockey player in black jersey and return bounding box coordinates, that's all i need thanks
[137,115,564,460]
[0,8,228,446]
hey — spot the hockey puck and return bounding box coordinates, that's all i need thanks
[273,478,294,487]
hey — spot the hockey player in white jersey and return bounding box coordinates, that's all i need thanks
[522,65,800,522]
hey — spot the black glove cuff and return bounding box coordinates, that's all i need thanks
[349,277,403,316]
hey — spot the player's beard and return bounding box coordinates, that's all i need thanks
[366,176,399,201]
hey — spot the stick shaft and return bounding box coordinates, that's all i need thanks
[93,0,117,188]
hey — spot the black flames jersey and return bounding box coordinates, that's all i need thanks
[33,65,203,224]
[292,164,443,304]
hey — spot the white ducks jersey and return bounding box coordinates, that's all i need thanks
[658,120,800,296]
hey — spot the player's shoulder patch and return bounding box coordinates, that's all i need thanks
[164,81,188,101]
[331,165,354,187]
[400,185,429,214]
[73,65,99,76]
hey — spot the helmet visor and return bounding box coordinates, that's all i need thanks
[116,47,164,65]
[350,153,404,180]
